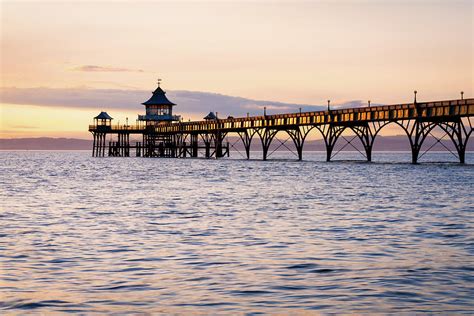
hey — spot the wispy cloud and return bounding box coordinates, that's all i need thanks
[72,65,144,73]
[10,125,39,129]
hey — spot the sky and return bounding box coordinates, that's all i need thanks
[1,0,472,138]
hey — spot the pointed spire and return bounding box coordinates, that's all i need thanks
[143,79,176,106]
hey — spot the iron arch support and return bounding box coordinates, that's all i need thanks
[286,126,315,161]
[392,120,438,164]
[349,121,390,162]
[237,129,257,159]
[314,124,346,162]
[256,128,278,160]
[437,118,472,164]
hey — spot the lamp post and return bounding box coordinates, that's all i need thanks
[461,91,464,100]
[368,100,371,107]
[264,106,267,116]
[414,90,417,103]
[327,100,330,111]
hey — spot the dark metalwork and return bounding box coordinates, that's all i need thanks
[89,97,474,164]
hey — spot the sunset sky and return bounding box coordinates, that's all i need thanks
[1,0,472,138]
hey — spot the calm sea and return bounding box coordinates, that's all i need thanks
[1,151,473,314]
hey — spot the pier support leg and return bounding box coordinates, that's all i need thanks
[287,126,313,161]
[438,117,472,164]
[410,123,424,164]
[95,134,99,157]
[96,133,101,157]
[126,134,130,157]
[257,128,278,161]
[92,133,96,157]
[315,125,345,162]
[95,133,103,157]
[200,133,212,158]
[353,126,373,162]
[238,129,256,159]
[98,134,102,157]
[136,142,141,157]
[182,142,187,158]
[143,134,153,158]
[351,123,382,162]
[397,120,437,164]
[191,134,198,157]
[102,133,106,157]
[122,134,125,157]
[215,132,224,158]
[175,134,183,158]
[116,134,123,157]
[205,142,210,158]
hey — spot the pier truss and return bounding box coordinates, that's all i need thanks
[90,98,473,164]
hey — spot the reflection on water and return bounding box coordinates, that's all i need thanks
[1,151,473,314]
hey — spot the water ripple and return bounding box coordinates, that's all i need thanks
[0,151,473,314]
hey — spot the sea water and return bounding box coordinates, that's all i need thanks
[1,151,473,314]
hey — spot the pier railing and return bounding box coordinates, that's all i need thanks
[89,98,473,134]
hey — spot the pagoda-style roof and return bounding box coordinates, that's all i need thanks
[94,111,113,120]
[142,86,176,106]
[204,112,217,120]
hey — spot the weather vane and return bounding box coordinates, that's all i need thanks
[157,78,162,87]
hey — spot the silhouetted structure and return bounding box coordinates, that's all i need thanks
[139,79,180,123]
[90,83,473,164]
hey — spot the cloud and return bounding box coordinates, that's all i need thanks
[1,87,145,111]
[72,65,144,73]
[334,100,367,109]
[0,87,334,117]
[10,125,39,129]
[168,90,330,116]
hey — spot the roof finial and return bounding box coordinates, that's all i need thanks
[157,78,162,87]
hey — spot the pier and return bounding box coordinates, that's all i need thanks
[89,83,473,164]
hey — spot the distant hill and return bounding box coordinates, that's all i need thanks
[0,138,91,150]
[1,136,472,151]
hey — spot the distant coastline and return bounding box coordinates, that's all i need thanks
[2,136,472,151]
[0,138,91,150]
